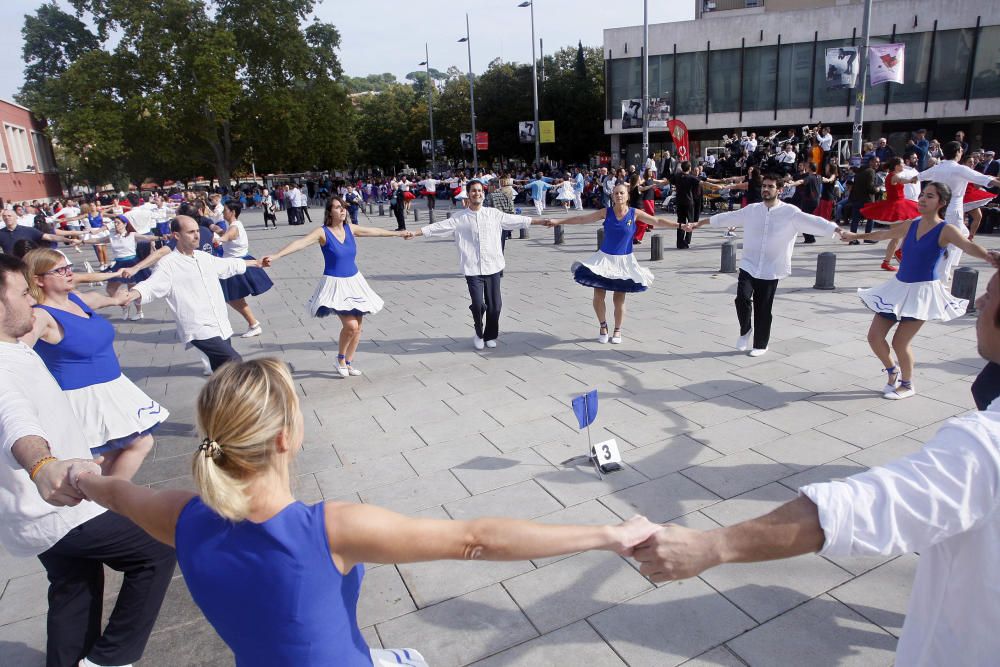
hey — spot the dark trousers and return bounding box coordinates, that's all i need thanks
[191,336,242,371]
[465,272,503,341]
[676,206,695,248]
[426,194,436,210]
[286,206,299,225]
[849,201,874,234]
[300,206,312,223]
[392,205,406,230]
[735,269,779,350]
[37,511,176,667]
[263,210,277,228]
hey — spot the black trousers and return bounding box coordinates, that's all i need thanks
[191,336,242,371]
[392,205,406,230]
[735,269,779,350]
[426,194,436,210]
[263,210,277,228]
[676,206,695,248]
[465,272,503,341]
[848,201,874,234]
[286,205,299,225]
[37,511,176,667]
[299,206,312,223]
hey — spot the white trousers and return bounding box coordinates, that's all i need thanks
[533,198,545,216]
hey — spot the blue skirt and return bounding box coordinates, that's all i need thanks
[220,256,273,301]
[106,257,151,284]
[572,265,649,293]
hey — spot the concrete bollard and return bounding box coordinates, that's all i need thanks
[720,240,737,273]
[813,252,836,290]
[554,224,565,245]
[651,234,663,261]
[597,228,605,250]
[378,203,385,216]
[952,266,979,314]
[519,228,529,240]
[413,209,419,222]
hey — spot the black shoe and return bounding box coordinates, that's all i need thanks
[849,240,860,245]
[863,240,877,244]
[803,238,816,244]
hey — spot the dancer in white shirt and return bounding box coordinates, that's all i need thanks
[685,173,842,357]
[633,268,1000,666]
[120,216,264,372]
[410,180,554,350]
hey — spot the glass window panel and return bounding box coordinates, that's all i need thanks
[929,29,973,101]
[609,57,641,116]
[742,45,777,112]
[971,25,1000,99]
[888,32,929,103]
[777,42,814,109]
[674,51,707,115]
[709,48,740,113]
[650,54,674,107]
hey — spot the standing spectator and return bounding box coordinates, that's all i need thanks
[913,129,931,170]
[573,167,585,211]
[955,130,970,155]
[874,137,895,163]
[673,162,702,249]
[262,188,277,230]
[344,185,362,226]
[848,156,880,243]
[659,150,676,179]
[976,150,999,176]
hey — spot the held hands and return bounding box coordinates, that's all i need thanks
[397,230,414,239]
[67,459,102,499]
[987,250,1000,269]
[631,524,721,583]
[33,458,99,507]
[260,256,274,267]
[839,230,857,242]
[609,515,663,556]
[543,219,559,228]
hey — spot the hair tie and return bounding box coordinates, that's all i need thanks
[199,438,223,460]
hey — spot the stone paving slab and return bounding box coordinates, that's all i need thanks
[3,201,999,665]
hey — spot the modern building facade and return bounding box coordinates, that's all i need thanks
[604,0,1000,163]
[0,98,61,205]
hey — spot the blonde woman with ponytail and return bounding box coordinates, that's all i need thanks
[71,357,660,667]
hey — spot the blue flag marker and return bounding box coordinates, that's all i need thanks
[571,390,599,429]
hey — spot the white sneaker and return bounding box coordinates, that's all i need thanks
[736,331,752,351]
[347,366,362,376]
[473,336,485,350]
[485,340,497,348]
[128,311,143,321]
[336,365,350,377]
[610,329,623,344]
[724,228,736,238]
[598,323,609,343]
[241,323,263,338]
[748,348,768,357]
[884,383,915,400]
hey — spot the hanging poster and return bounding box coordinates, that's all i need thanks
[539,121,555,144]
[421,140,432,156]
[648,97,671,127]
[460,133,474,150]
[668,119,690,163]
[620,98,643,129]
[869,43,905,86]
[825,46,859,89]
[518,121,536,144]
[476,132,489,150]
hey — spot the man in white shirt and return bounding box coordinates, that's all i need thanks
[411,180,554,350]
[0,254,175,667]
[633,268,1000,666]
[920,141,1000,279]
[817,127,833,153]
[899,152,921,202]
[685,173,842,356]
[418,174,440,211]
[121,215,261,371]
[15,204,35,227]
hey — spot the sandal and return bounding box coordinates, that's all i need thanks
[345,360,362,377]
[881,365,900,394]
[336,354,350,378]
[598,322,609,344]
[885,379,914,400]
[610,328,623,344]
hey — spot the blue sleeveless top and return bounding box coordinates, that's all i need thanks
[175,498,370,667]
[87,213,104,229]
[599,207,638,256]
[321,224,359,278]
[897,220,946,284]
[34,293,121,390]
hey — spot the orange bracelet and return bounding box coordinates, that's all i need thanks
[29,456,57,481]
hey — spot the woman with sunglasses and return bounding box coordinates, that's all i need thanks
[20,248,167,479]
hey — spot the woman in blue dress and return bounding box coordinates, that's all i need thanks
[558,183,680,344]
[842,182,999,400]
[263,197,409,377]
[69,358,659,667]
[21,248,168,479]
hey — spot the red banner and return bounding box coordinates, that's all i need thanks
[667,119,690,163]
[476,132,489,150]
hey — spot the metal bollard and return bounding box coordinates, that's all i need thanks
[720,239,737,273]
[597,228,605,250]
[413,209,418,222]
[446,211,451,219]
[651,234,663,261]
[428,209,435,224]
[813,252,836,290]
[368,203,373,214]
[554,224,564,245]
[519,228,529,239]
[952,266,979,314]
[378,203,385,216]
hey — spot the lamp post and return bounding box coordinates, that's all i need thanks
[518,1,541,168]
[641,0,649,166]
[418,43,438,175]
[458,13,479,171]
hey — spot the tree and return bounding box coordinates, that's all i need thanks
[539,44,606,163]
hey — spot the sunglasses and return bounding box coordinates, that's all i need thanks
[42,264,73,277]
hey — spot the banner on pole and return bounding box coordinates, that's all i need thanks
[460,133,474,151]
[518,121,536,144]
[825,47,859,89]
[668,119,690,163]
[539,121,555,143]
[476,131,489,150]
[869,43,905,86]
[420,140,432,156]
[648,97,671,128]
[620,98,643,129]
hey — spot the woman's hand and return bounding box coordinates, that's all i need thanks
[609,515,662,556]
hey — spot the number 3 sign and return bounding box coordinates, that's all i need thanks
[590,438,623,470]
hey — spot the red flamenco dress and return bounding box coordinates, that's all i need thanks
[861,177,919,224]
[964,186,995,213]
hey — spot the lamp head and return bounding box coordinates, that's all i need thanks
[458,37,468,43]
[418,61,427,66]
[518,1,531,6]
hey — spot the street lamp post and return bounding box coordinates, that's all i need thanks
[458,13,479,171]
[518,1,541,168]
[641,0,649,166]
[419,43,437,175]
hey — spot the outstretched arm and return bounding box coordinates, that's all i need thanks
[557,209,607,226]
[352,226,410,239]
[263,227,324,264]
[634,209,679,229]
[841,221,909,243]
[940,225,1000,266]
[73,471,194,547]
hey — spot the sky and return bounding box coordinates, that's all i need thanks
[1,0,695,101]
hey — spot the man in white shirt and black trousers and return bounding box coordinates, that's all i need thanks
[684,172,842,357]
[0,254,174,667]
[411,180,554,350]
[120,215,264,371]
[633,267,1000,666]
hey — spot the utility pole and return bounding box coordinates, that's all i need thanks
[852,0,873,156]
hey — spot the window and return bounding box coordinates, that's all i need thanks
[709,48,741,113]
[30,131,56,173]
[0,131,7,172]
[929,29,974,101]
[4,124,34,172]
[674,51,707,115]
[608,57,641,118]
[777,42,814,109]
[971,25,1000,100]
[742,45,778,112]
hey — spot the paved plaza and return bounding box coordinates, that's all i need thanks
[2,200,996,666]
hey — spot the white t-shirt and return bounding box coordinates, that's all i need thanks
[125,207,154,234]
[222,220,249,258]
[899,166,920,201]
[919,160,994,225]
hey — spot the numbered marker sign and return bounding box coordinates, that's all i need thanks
[591,438,622,465]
